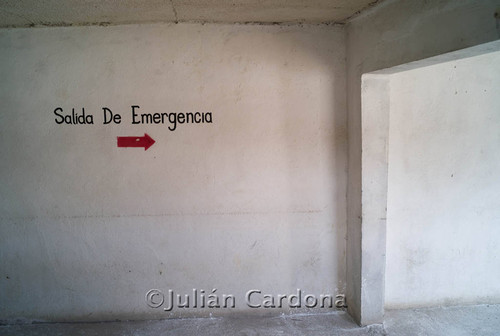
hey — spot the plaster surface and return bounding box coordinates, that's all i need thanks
[346,0,500,325]
[0,22,347,322]
[385,46,500,309]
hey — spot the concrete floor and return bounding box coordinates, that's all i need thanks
[385,304,500,336]
[1,304,499,336]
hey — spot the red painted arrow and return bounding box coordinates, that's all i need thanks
[117,133,155,151]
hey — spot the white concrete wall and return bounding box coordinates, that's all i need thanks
[385,48,500,308]
[0,23,347,322]
[346,0,500,324]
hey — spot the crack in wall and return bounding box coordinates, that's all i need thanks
[341,0,385,23]
[169,0,179,23]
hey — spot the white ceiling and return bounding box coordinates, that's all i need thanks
[0,0,381,28]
